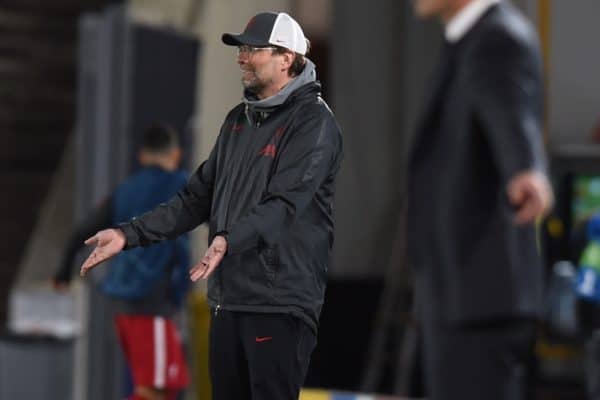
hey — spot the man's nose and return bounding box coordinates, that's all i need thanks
[237,53,249,64]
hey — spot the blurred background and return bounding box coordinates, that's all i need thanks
[1,0,600,399]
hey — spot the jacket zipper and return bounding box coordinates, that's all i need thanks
[214,105,264,319]
[215,266,223,317]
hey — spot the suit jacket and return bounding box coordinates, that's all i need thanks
[408,2,547,324]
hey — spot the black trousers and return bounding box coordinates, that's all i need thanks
[421,318,536,400]
[209,310,316,400]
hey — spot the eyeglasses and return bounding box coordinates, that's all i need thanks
[237,45,278,56]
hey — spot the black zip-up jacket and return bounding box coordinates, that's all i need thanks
[119,79,343,332]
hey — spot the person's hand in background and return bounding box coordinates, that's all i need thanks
[507,170,554,224]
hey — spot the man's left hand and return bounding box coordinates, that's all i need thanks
[190,235,227,281]
[507,170,554,225]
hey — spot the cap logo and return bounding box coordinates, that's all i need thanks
[245,17,256,30]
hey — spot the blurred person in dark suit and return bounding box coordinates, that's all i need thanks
[408,1,553,399]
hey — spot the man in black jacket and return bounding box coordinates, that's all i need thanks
[79,12,343,400]
[409,1,553,399]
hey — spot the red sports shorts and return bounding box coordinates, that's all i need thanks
[115,315,190,390]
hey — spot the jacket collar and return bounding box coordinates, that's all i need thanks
[445,0,500,43]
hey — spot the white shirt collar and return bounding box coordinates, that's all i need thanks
[445,0,501,43]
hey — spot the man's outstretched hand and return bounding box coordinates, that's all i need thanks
[80,228,126,277]
[190,235,227,281]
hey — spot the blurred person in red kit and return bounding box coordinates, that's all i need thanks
[77,11,343,400]
[408,1,553,399]
[54,123,190,400]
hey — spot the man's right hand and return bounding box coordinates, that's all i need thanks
[507,170,553,224]
[79,228,126,277]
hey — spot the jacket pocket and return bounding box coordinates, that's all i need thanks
[261,245,279,265]
[223,247,278,304]
[259,245,279,285]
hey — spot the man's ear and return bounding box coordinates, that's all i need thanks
[137,149,148,165]
[171,147,182,166]
[281,51,294,70]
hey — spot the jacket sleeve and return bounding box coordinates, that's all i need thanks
[119,145,218,249]
[225,109,342,254]
[469,26,547,184]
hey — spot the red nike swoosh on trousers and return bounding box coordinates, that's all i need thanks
[255,336,273,342]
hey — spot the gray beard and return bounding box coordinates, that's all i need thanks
[242,77,266,94]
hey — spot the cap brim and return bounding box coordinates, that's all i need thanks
[222,33,271,47]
